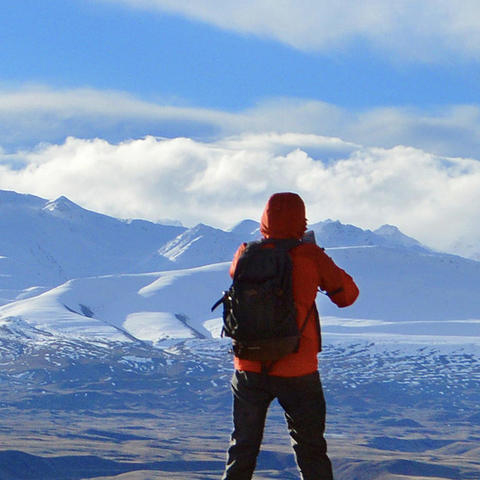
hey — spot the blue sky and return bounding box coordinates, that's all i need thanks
[2,0,479,112]
[1,0,480,256]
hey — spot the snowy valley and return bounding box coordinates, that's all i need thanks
[0,189,479,480]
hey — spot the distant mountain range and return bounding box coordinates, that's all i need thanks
[0,188,432,296]
[1,188,480,346]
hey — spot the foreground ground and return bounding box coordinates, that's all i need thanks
[0,338,479,479]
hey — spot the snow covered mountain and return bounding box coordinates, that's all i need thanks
[158,223,253,268]
[0,190,185,295]
[1,188,480,346]
[0,190,257,305]
[310,219,427,251]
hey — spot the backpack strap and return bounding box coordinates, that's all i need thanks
[211,291,227,312]
[299,302,316,334]
[292,301,316,353]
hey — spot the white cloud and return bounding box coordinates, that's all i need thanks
[1,133,479,257]
[100,0,480,61]
[0,85,236,148]
[2,86,480,159]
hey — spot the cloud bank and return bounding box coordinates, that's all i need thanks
[2,86,480,159]
[1,133,479,258]
[102,0,480,61]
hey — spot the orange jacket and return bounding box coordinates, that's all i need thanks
[230,192,359,377]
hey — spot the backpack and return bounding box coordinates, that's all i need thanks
[212,238,314,364]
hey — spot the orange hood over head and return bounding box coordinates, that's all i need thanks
[260,192,307,239]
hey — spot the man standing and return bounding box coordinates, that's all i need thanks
[222,192,359,480]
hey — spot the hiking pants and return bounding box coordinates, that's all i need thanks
[222,370,334,480]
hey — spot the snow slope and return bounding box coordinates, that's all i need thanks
[320,245,480,321]
[0,263,230,344]
[1,253,479,346]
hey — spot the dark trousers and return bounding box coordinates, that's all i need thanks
[222,370,334,480]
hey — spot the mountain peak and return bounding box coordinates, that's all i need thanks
[375,224,401,236]
[229,219,260,237]
[42,196,90,221]
[44,195,78,212]
[374,224,423,249]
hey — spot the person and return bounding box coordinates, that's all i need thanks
[222,192,359,480]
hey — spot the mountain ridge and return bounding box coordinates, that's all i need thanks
[1,188,479,344]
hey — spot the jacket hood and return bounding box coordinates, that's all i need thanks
[260,192,307,239]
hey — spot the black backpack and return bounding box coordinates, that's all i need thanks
[212,238,313,364]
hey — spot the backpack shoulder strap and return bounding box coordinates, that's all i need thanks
[299,302,316,334]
